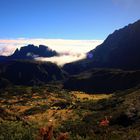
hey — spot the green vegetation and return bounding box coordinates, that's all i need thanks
[0,120,36,140]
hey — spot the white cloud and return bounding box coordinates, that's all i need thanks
[0,38,103,65]
[35,54,86,66]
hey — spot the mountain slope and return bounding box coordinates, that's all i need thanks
[0,60,65,86]
[63,69,140,93]
[0,56,7,62]
[63,20,140,74]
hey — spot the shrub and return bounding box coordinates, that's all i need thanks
[0,120,35,140]
[23,105,49,116]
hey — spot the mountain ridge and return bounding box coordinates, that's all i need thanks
[63,19,140,74]
[9,44,58,60]
[0,44,58,61]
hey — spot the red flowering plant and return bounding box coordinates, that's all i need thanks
[99,116,112,127]
[56,132,69,140]
[36,125,53,140]
[36,124,69,140]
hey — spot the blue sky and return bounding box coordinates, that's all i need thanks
[0,0,140,40]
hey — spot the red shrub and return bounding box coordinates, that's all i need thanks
[56,132,69,140]
[37,125,69,140]
[99,116,110,126]
[38,125,53,140]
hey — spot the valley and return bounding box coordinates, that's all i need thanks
[0,19,140,140]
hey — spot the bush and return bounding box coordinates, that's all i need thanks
[23,105,49,116]
[0,120,36,140]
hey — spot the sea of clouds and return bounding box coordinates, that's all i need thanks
[0,38,103,65]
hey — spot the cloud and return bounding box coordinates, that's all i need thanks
[0,38,103,65]
[35,54,86,66]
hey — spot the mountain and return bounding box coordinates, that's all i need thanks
[0,60,66,87]
[63,20,140,74]
[0,56,7,62]
[9,44,58,60]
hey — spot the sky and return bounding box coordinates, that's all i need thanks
[0,0,140,64]
[0,0,140,39]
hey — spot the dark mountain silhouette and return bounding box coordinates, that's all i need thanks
[63,20,140,74]
[0,60,66,86]
[9,44,58,60]
[0,56,7,62]
[0,45,64,88]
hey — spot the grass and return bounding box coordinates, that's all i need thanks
[70,91,112,101]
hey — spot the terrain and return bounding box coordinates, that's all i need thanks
[64,69,140,93]
[0,60,65,87]
[0,85,140,140]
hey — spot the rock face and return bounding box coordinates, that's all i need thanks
[63,20,140,74]
[9,44,58,60]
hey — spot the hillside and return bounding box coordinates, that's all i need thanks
[0,56,7,62]
[0,60,65,87]
[63,20,140,74]
[63,69,140,93]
